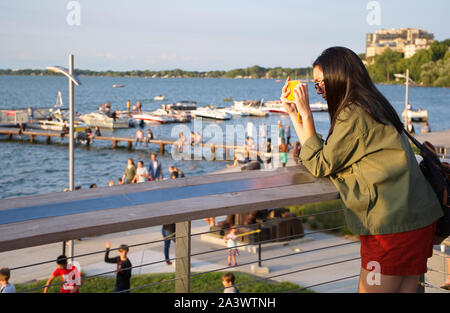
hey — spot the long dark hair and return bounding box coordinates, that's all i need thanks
[313,47,404,136]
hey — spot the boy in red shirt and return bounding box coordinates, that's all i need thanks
[44,255,81,293]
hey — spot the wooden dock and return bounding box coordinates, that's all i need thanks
[0,127,263,158]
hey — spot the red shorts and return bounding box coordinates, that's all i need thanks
[360,222,437,276]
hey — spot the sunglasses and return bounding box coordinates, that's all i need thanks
[314,80,325,92]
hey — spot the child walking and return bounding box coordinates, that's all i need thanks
[224,227,239,267]
[105,242,132,293]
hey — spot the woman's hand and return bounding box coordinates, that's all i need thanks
[293,82,313,121]
[280,77,298,116]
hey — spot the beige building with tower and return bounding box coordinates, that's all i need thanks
[366,28,434,59]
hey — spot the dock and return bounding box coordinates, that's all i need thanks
[0,127,264,158]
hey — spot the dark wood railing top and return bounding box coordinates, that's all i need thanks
[0,165,339,252]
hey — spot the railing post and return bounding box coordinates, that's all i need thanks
[175,221,191,293]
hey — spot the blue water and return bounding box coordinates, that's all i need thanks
[0,76,449,199]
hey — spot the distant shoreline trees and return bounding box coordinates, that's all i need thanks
[0,66,313,80]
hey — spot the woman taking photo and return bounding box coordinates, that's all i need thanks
[281,47,442,293]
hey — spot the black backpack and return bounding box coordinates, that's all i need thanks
[404,131,450,244]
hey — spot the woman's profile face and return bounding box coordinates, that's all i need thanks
[313,65,327,101]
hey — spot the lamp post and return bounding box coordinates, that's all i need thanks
[46,54,81,261]
[394,69,413,129]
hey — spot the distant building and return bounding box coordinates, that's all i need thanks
[366,28,434,59]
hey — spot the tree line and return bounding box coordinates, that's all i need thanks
[0,65,312,80]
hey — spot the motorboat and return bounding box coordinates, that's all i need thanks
[153,95,165,101]
[402,109,428,122]
[27,120,88,132]
[262,100,287,114]
[133,112,176,124]
[233,99,268,117]
[163,101,197,112]
[152,109,191,123]
[217,108,250,117]
[309,102,328,112]
[112,84,125,88]
[79,112,130,129]
[192,107,232,120]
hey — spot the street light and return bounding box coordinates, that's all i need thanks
[46,54,81,261]
[394,69,413,128]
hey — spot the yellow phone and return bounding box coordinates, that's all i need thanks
[286,80,299,101]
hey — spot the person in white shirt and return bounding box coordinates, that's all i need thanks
[132,161,149,183]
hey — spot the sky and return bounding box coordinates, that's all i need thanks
[0,0,449,71]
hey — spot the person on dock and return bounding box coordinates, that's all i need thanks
[162,223,176,266]
[132,161,149,183]
[43,255,81,293]
[222,272,239,293]
[148,153,164,181]
[135,129,144,147]
[117,177,123,185]
[421,122,431,134]
[281,46,443,293]
[194,132,202,145]
[406,121,415,134]
[136,101,142,114]
[145,128,154,146]
[279,138,288,167]
[265,138,273,168]
[278,121,285,147]
[94,126,101,137]
[177,132,186,153]
[104,242,132,293]
[286,125,291,147]
[224,227,239,267]
[122,158,136,184]
[126,100,131,114]
[89,184,97,188]
[108,180,115,187]
[0,268,16,293]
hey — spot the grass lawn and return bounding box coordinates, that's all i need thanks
[15,271,312,293]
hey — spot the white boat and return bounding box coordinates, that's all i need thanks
[262,100,287,114]
[192,107,232,120]
[233,99,268,117]
[79,112,130,129]
[133,112,175,124]
[112,84,125,88]
[153,95,165,101]
[28,120,88,132]
[164,101,198,112]
[217,108,250,117]
[309,102,328,112]
[152,109,191,123]
[402,109,428,122]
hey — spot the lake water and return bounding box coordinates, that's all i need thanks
[0,76,449,199]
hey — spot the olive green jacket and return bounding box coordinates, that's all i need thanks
[300,105,442,235]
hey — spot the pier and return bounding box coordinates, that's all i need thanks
[0,127,262,158]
